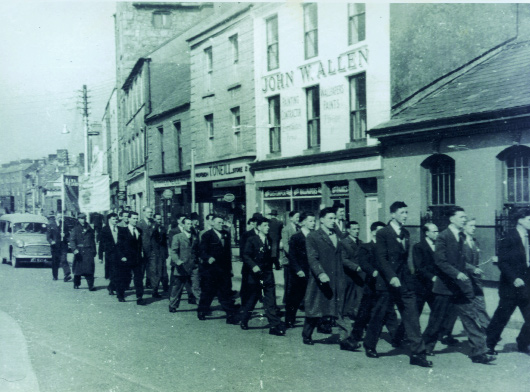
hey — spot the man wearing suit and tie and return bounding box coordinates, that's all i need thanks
[302,207,360,351]
[168,217,198,312]
[197,215,239,324]
[280,211,300,303]
[268,210,283,270]
[98,212,120,295]
[422,206,494,364]
[138,207,158,294]
[364,201,432,367]
[487,209,530,355]
[240,217,285,335]
[339,221,364,320]
[333,203,348,239]
[116,211,146,305]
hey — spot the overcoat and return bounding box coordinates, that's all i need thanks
[497,229,530,299]
[69,223,96,275]
[170,232,198,276]
[304,228,345,318]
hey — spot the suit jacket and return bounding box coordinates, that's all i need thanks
[339,236,364,286]
[280,222,298,265]
[138,218,156,256]
[333,221,348,239]
[239,229,258,259]
[199,229,232,271]
[69,223,96,275]
[117,226,143,266]
[497,229,530,299]
[243,235,273,272]
[98,224,119,262]
[432,228,474,298]
[170,232,198,276]
[374,225,414,291]
[358,241,385,290]
[413,239,437,293]
[288,231,310,276]
[47,219,61,250]
[268,217,283,257]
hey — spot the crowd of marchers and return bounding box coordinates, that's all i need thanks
[44,201,530,368]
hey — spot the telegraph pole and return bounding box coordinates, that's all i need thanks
[81,85,89,176]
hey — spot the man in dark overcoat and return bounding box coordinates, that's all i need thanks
[268,210,283,270]
[240,217,284,335]
[302,207,359,351]
[153,213,169,293]
[197,215,238,324]
[69,213,96,290]
[487,209,530,355]
[98,212,119,295]
[47,215,67,281]
[339,220,364,320]
[364,201,432,367]
[138,207,157,293]
[422,206,493,364]
[116,211,145,305]
[55,212,72,282]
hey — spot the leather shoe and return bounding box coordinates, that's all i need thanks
[410,354,433,367]
[152,292,162,299]
[108,289,115,295]
[269,326,286,336]
[188,297,197,305]
[240,321,249,330]
[517,344,530,354]
[425,351,435,357]
[440,336,459,346]
[303,337,314,345]
[226,315,239,325]
[471,354,496,364]
[64,275,72,282]
[73,285,80,289]
[88,287,96,292]
[53,277,58,281]
[118,298,125,302]
[136,298,146,306]
[169,307,177,313]
[365,349,379,358]
[197,312,207,321]
[317,325,332,334]
[285,321,295,329]
[340,338,361,352]
[486,347,498,356]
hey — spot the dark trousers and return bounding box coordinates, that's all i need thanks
[364,288,426,355]
[352,283,399,342]
[423,294,487,357]
[285,273,308,324]
[303,316,352,342]
[73,274,94,288]
[240,270,281,328]
[416,287,458,338]
[52,247,71,279]
[169,274,191,309]
[282,266,291,304]
[105,256,118,292]
[198,264,237,315]
[116,262,144,300]
[487,295,530,349]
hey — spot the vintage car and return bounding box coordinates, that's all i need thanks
[0,213,52,268]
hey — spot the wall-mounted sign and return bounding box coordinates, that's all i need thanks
[223,193,236,203]
[153,179,188,189]
[195,162,249,182]
[264,184,321,199]
[162,189,173,199]
[331,185,349,195]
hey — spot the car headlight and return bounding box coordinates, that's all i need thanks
[16,240,25,248]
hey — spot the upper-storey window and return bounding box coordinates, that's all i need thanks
[266,15,279,71]
[204,47,213,92]
[229,34,239,64]
[268,96,281,153]
[349,73,367,140]
[306,85,320,148]
[304,4,318,59]
[153,11,171,29]
[348,3,366,45]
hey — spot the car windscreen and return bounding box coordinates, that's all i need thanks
[12,222,48,234]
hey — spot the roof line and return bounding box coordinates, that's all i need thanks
[391,37,517,117]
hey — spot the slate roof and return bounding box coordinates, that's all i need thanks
[371,40,530,135]
[146,63,190,121]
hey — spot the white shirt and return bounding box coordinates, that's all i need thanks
[425,237,435,252]
[301,227,310,237]
[128,224,139,238]
[389,220,402,236]
[448,224,462,242]
[213,229,223,240]
[182,230,191,239]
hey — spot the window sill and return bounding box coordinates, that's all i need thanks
[266,152,281,159]
[346,139,367,149]
[303,146,320,155]
[202,92,215,99]
[227,83,241,91]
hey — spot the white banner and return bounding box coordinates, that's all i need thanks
[79,174,110,213]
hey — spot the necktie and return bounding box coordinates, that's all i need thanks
[458,232,466,253]
[329,233,337,247]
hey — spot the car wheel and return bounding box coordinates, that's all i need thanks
[1,257,6,264]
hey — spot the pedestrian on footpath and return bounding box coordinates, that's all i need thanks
[197,215,239,324]
[422,206,494,364]
[168,217,199,312]
[98,212,120,295]
[116,212,146,305]
[364,201,432,367]
[302,207,360,352]
[486,208,530,355]
[240,217,285,335]
[69,213,97,291]
[54,212,72,282]
[284,212,314,328]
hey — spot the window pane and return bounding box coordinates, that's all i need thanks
[507,167,515,202]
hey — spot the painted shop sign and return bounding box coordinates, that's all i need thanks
[195,162,249,182]
[261,46,368,93]
[153,179,188,189]
[264,185,322,199]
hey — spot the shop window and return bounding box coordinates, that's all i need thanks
[153,11,171,29]
[204,47,213,92]
[268,96,281,153]
[174,121,182,171]
[266,15,279,71]
[229,34,239,64]
[306,85,320,148]
[205,114,214,139]
[304,3,318,59]
[348,3,366,45]
[158,126,165,174]
[349,73,367,140]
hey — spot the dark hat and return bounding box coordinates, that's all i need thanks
[78,213,87,219]
[270,210,278,216]
[252,212,264,219]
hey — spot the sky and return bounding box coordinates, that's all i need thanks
[0,0,117,165]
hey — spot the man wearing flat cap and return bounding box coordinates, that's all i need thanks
[69,213,97,290]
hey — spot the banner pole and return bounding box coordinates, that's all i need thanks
[61,174,65,239]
